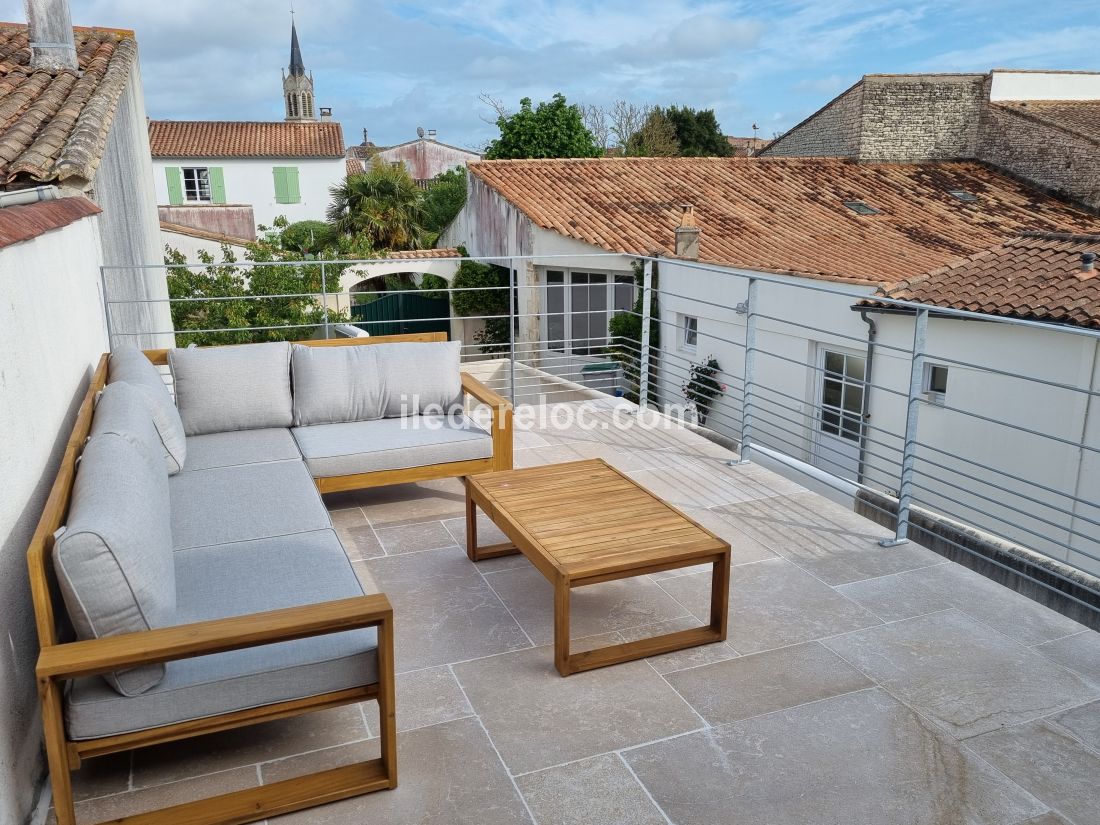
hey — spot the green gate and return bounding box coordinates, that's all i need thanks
[351,292,451,337]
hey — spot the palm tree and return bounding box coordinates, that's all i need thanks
[327,162,427,251]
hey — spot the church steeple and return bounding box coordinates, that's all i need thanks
[282,17,315,121]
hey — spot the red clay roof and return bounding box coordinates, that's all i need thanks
[867,232,1100,328]
[148,120,345,158]
[386,247,460,259]
[467,157,1100,284]
[0,195,100,248]
[992,100,1100,144]
[0,24,137,186]
[346,156,364,177]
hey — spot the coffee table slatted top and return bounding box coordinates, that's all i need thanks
[469,459,728,582]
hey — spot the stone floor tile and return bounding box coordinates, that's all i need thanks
[395,666,474,732]
[485,565,689,645]
[442,511,511,551]
[69,751,130,803]
[352,560,380,593]
[130,705,370,788]
[1034,631,1100,691]
[968,719,1100,825]
[57,768,256,824]
[623,689,1045,825]
[375,520,456,555]
[1013,814,1072,825]
[513,443,585,468]
[328,506,366,529]
[617,616,740,674]
[665,642,872,725]
[1049,699,1100,752]
[326,478,466,528]
[335,523,384,561]
[516,754,666,825]
[657,557,881,654]
[453,646,701,775]
[266,718,532,825]
[717,493,940,584]
[627,462,772,509]
[365,547,530,672]
[677,506,778,565]
[835,568,953,622]
[823,610,1097,738]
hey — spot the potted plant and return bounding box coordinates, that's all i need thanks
[682,356,725,425]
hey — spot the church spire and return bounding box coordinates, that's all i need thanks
[282,14,315,121]
[288,20,305,77]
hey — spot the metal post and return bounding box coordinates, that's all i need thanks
[881,307,928,547]
[319,255,330,339]
[738,278,758,463]
[508,260,516,405]
[638,260,653,409]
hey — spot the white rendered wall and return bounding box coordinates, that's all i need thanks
[161,229,249,263]
[151,157,346,230]
[0,214,109,825]
[989,70,1100,101]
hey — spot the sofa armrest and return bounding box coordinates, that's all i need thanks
[37,594,392,681]
[461,373,513,471]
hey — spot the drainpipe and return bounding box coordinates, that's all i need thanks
[856,308,877,485]
[0,185,60,208]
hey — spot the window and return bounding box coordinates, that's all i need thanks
[181,168,211,202]
[820,350,866,442]
[681,315,698,351]
[842,200,880,216]
[544,270,636,355]
[948,190,978,202]
[923,363,949,403]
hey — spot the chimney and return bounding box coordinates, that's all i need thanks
[25,0,78,72]
[428,129,437,139]
[1081,251,1097,277]
[674,204,700,260]
[319,107,332,122]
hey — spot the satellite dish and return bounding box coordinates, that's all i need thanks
[416,126,425,138]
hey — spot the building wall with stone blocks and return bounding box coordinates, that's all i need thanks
[761,82,863,157]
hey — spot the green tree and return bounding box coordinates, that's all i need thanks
[422,167,467,241]
[664,106,732,156]
[450,259,511,354]
[607,260,660,404]
[484,93,602,159]
[279,220,336,255]
[625,109,680,157]
[327,162,427,250]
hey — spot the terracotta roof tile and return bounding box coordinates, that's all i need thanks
[992,100,1100,144]
[0,195,100,248]
[467,157,1100,285]
[386,247,459,259]
[346,156,363,177]
[867,232,1100,328]
[149,120,345,158]
[0,24,137,187]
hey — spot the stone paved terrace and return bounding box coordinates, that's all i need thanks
[54,400,1100,825]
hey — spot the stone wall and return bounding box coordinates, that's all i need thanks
[979,105,1100,210]
[760,81,863,157]
[858,74,986,161]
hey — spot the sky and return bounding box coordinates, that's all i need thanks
[2,0,1096,150]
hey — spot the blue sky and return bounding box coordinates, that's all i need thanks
[2,1,1096,150]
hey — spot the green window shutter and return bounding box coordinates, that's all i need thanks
[165,167,183,205]
[273,166,299,204]
[286,166,300,203]
[207,167,226,204]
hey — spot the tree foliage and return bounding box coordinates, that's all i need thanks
[327,162,427,250]
[625,109,681,157]
[663,106,733,156]
[607,260,661,403]
[450,259,511,353]
[484,93,602,160]
[422,167,467,238]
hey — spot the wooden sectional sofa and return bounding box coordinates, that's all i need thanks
[27,333,513,825]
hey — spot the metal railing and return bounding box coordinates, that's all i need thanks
[102,250,1100,614]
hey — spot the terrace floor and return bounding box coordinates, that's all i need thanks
[56,399,1100,825]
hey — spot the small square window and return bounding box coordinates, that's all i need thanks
[682,315,698,350]
[843,200,880,215]
[948,190,978,202]
[923,364,949,403]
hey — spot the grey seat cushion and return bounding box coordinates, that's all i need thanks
[291,344,383,426]
[182,428,301,472]
[372,341,463,417]
[170,459,330,550]
[55,433,175,696]
[108,346,186,474]
[169,342,293,436]
[65,529,377,740]
[292,415,492,478]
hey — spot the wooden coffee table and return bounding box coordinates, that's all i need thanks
[464,459,731,676]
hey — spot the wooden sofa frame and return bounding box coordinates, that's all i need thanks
[27,333,510,825]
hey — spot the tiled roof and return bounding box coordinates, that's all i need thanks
[0,24,137,187]
[386,247,459,259]
[0,195,100,248]
[346,156,364,177]
[991,100,1100,144]
[867,232,1100,329]
[467,157,1100,284]
[148,120,345,158]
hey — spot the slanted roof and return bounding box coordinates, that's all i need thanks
[386,247,459,259]
[991,100,1100,145]
[288,21,305,77]
[0,23,137,187]
[866,232,1100,329]
[148,120,345,158]
[467,157,1100,284]
[346,156,364,177]
[0,195,100,247]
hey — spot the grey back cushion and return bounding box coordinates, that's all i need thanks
[91,382,168,465]
[108,346,186,474]
[291,344,383,426]
[169,342,293,435]
[54,432,175,696]
[373,341,463,417]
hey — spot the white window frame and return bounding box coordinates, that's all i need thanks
[542,268,635,355]
[681,315,699,352]
[922,363,949,404]
[182,167,211,203]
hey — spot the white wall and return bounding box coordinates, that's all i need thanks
[161,229,249,264]
[151,156,346,229]
[0,214,108,825]
[989,70,1100,101]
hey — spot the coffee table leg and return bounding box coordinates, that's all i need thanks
[554,579,571,676]
[465,484,479,562]
[710,550,731,639]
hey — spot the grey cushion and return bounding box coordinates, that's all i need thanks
[108,346,186,474]
[291,344,383,426]
[170,460,331,550]
[90,381,166,464]
[292,415,492,478]
[182,428,301,472]
[169,342,293,436]
[65,529,378,740]
[54,433,175,696]
[373,341,463,417]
